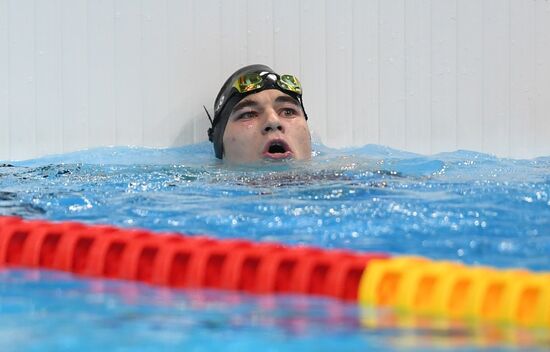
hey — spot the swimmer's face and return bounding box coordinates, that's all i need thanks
[222,89,312,164]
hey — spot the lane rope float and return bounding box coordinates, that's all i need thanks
[0,216,385,301]
[1,216,549,327]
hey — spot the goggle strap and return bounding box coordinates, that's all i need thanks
[203,105,214,126]
[298,96,308,120]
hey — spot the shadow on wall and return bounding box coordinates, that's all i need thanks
[170,107,209,148]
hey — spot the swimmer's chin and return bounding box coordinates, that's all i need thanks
[261,151,313,163]
[255,153,304,165]
[262,150,294,161]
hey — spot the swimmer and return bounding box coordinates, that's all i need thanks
[205,64,312,164]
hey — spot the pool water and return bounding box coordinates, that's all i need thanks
[1,142,550,351]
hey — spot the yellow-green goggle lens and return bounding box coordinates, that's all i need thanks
[277,75,302,95]
[233,73,263,93]
[233,73,302,95]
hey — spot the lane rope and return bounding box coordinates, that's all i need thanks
[0,216,385,301]
[1,216,549,327]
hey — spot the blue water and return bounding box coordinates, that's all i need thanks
[1,142,550,351]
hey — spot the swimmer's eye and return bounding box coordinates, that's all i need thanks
[235,111,257,120]
[281,108,298,117]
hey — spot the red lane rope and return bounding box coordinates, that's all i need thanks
[0,216,389,301]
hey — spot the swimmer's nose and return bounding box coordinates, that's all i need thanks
[262,110,284,134]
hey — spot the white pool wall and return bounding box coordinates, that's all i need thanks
[1,0,549,161]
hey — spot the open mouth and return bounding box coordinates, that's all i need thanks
[268,143,287,154]
[263,140,293,160]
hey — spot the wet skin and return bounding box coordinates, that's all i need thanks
[222,89,312,164]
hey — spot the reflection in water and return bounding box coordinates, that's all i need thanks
[1,269,549,350]
[360,307,550,349]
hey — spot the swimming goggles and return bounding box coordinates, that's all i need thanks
[214,71,303,114]
[233,72,302,95]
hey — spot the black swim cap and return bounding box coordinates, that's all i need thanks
[207,64,307,159]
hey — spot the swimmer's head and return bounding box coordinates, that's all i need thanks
[207,64,310,163]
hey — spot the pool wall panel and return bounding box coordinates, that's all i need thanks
[193,0,222,145]
[378,0,406,152]
[114,0,143,147]
[1,0,549,160]
[88,0,116,148]
[431,0,458,154]
[482,0,510,157]
[457,0,483,153]
[534,0,550,158]
[352,0,379,147]
[247,0,274,66]
[61,0,89,153]
[0,0,9,159]
[404,0,431,155]
[273,0,301,82]
[509,0,535,159]
[36,0,63,156]
[7,0,36,161]
[167,0,195,147]
[300,0,327,144]
[326,0,353,148]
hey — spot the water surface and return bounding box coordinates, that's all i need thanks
[1,142,549,351]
